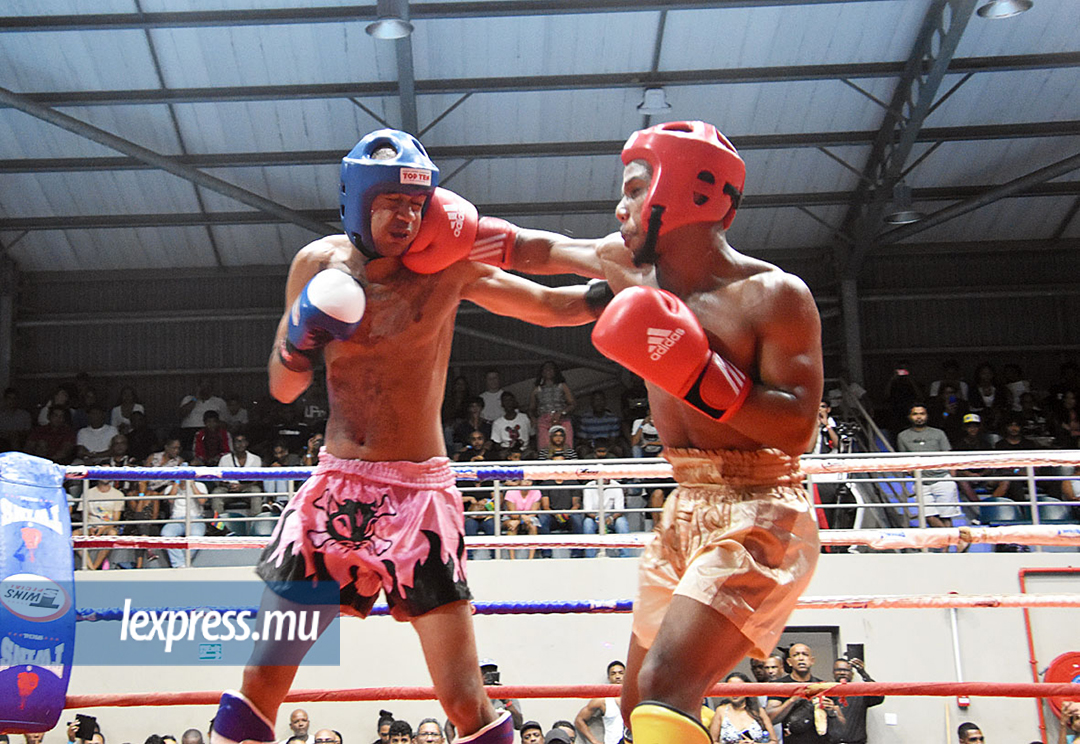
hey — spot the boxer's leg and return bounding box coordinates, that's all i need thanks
[634,595,753,716]
[412,600,501,736]
[213,587,336,744]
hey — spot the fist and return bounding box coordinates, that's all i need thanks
[280,269,365,372]
[401,188,479,274]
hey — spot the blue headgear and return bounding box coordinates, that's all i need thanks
[340,129,439,258]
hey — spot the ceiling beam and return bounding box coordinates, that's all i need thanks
[0,85,338,236]
[878,151,1080,245]
[7,52,1077,108]
[838,0,977,278]
[0,1,899,32]
[5,182,1079,232]
[3,120,1078,174]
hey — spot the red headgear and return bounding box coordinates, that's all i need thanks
[621,121,745,232]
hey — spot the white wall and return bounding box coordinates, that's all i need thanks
[66,551,1080,744]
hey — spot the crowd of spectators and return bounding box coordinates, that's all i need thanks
[0,372,330,569]
[875,359,1080,450]
[6,357,1080,570]
[814,358,1080,534]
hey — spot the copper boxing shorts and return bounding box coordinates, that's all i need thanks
[632,448,819,658]
[257,451,471,620]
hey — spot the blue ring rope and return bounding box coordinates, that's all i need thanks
[67,466,533,481]
[75,599,634,622]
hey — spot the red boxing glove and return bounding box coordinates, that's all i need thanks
[468,216,519,268]
[592,286,752,421]
[402,187,479,274]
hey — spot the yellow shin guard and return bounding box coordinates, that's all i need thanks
[629,702,711,744]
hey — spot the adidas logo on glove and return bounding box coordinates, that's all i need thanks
[647,327,685,360]
[443,206,467,238]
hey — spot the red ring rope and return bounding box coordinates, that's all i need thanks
[65,681,1080,709]
[68,524,1080,552]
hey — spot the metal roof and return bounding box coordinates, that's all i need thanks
[0,0,1078,273]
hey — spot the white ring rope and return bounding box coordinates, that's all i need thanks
[65,450,1080,482]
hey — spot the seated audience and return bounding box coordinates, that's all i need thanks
[0,387,33,451]
[581,467,630,558]
[1017,392,1051,441]
[530,361,575,450]
[491,392,532,454]
[630,407,663,458]
[160,478,208,568]
[927,382,969,443]
[27,407,77,464]
[538,455,585,558]
[221,393,249,434]
[539,425,577,459]
[75,406,120,465]
[451,397,492,454]
[213,431,264,533]
[193,410,231,466]
[991,414,1044,502]
[442,376,472,430]
[577,391,623,455]
[953,413,994,515]
[83,479,125,570]
[110,385,145,431]
[37,386,72,426]
[929,359,970,401]
[501,476,542,559]
[709,671,776,744]
[125,409,159,463]
[968,362,1009,434]
[261,439,302,514]
[1051,390,1080,448]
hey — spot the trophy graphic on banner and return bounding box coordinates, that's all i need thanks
[21,526,42,562]
[17,669,40,710]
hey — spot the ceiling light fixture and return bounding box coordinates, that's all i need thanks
[637,88,672,115]
[366,0,413,39]
[884,181,926,225]
[976,0,1034,19]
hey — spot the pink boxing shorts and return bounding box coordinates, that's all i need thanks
[632,448,819,659]
[257,451,471,620]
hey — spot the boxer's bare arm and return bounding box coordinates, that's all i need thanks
[268,238,351,403]
[508,228,607,277]
[716,274,823,455]
[512,228,656,294]
[459,261,600,327]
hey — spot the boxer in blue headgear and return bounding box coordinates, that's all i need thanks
[210,127,618,744]
[340,129,439,260]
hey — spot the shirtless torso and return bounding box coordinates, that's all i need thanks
[271,235,596,461]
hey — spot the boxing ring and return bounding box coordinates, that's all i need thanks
[9,451,1080,741]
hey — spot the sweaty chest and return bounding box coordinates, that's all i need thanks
[349,270,457,345]
[683,289,758,372]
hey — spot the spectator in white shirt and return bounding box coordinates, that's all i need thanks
[212,432,264,531]
[491,392,532,454]
[581,444,631,557]
[110,385,145,431]
[160,479,208,568]
[76,406,120,465]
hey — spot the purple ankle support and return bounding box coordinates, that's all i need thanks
[456,711,513,744]
[210,691,276,744]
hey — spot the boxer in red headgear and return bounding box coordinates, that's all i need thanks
[472,122,823,744]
